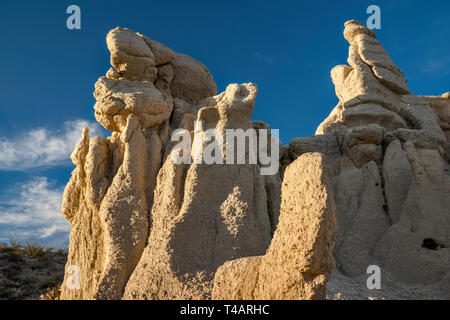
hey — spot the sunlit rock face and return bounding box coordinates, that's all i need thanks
[60,27,287,300]
[60,21,450,300]
[302,21,450,299]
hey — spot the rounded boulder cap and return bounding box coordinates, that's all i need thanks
[343,20,377,42]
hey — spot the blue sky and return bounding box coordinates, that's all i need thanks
[0,0,449,247]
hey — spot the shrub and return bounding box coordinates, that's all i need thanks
[23,241,46,257]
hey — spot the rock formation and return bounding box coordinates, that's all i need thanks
[61,27,291,300]
[292,20,450,299]
[122,82,275,299]
[212,153,337,300]
[61,21,450,300]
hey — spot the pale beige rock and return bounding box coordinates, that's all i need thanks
[155,63,173,92]
[382,139,412,223]
[251,119,283,231]
[107,28,154,58]
[342,125,384,167]
[61,21,450,301]
[94,115,150,299]
[384,128,441,151]
[106,67,120,80]
[333,161,390,277]
[316,103,346,135]
[343,20,376,42]
[422,93,450,157]
[289,133,342,159]
[62,28,214,300]
[372,65,409,95]
[93,77,173,132]
[123,83,272,299]
[353,35,401,76]
[83,136,110,208]
[62,26,290,301]
[170,53,217,104]
[399,94,447,147]
[344,20,408,95]
[322,19,447,152]
[342,103,407,131]
[137,33,176,66]
[331,59,402,114]
[313,20,450,296]
[61,127,89,221]
[374,142,450,284]
[60,116,153,300]
[327,268,449,300]
[107,27,157,82]
[343,124,384,148]
[424,93,450,132]
[212,153,337,300]
[142,127,164,211]
[169,97,200,131]
[61,128,107,299]
[347,144,383,168]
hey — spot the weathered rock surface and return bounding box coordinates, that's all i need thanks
[61,20,450,300]
[123,83,273,299]
[60,27,222,299]
[93,77,173,132]
[107,27,157,82]
[212,153,337,299]
[61,27,281,300]
[321,20,446,148]
[423,92,450,158]
[170,53,218,104]
[298,20,450,298]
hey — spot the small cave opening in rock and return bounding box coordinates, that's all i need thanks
[422,238,444,250]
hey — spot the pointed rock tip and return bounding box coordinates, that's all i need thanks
[344,20,364,27]
[344,19,376,41]
[120,114,140,143]
[82,127,89,138]
[107,26,126,37]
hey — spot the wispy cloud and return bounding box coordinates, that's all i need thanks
[0,177,69,244]
[0,120,103,171]
[421,56,450,76]
[253,51,274,66]
[252,50,293,67]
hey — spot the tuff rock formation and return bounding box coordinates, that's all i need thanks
[295,20,450,299]
[212,153,337,300]
[61,21,450,300]
[61,27,295,300]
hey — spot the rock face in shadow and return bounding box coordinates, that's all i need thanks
[61,21,450,300]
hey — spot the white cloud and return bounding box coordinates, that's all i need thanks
[0,177,69,244]
[0,120,104,171]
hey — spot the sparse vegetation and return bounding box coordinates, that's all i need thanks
[23,241,47,257]
[0,241,67,300]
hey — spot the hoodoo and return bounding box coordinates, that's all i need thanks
[61,21,450,300]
